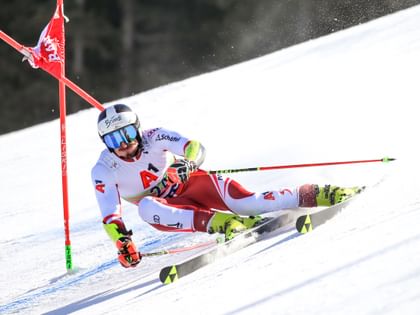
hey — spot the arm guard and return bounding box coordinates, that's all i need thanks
[184,140,206,167]
[103,218,132,242]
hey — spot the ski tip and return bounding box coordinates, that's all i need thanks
[159,265,179,284]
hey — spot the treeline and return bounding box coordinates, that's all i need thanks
[1,0,418,134]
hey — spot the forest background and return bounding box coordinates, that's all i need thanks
[1,0,419,134]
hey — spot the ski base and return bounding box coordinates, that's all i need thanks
[159,212,296,284]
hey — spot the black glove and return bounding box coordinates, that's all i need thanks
[166,159,197,184]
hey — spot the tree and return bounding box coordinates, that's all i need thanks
[1,0,420,134]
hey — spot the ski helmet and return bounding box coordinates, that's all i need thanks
[97,104,142,150]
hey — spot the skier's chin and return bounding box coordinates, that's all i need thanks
[115,143,139,159]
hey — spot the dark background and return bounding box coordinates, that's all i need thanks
[1,0,419,135]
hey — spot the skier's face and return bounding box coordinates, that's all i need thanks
[114,140,139,159]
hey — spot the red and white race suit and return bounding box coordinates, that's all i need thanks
[91,128,299,233]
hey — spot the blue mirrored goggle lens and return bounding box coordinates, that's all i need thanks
[103,125,138,149]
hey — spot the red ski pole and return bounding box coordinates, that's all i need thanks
[192,157,395,176]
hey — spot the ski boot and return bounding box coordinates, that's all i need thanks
[208,212,263,241]
[316,184,363,206]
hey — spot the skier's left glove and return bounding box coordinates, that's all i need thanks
[116,237,141,268]
[166,159,197,184]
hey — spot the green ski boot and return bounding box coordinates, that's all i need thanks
[316,185,363,206]
[208,212,263,241]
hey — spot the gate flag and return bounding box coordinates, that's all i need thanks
[26,3,65,79]
[0,2,104,110]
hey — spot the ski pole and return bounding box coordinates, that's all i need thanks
[142,239,220,257]
[192,157,395,175]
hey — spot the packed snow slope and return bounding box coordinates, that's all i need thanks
[1,5,420,315]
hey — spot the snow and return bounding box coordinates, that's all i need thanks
[1,5,420,314]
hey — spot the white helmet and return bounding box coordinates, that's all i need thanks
[97,104,140,136]
[97,104,142,150]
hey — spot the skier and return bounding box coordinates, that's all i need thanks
[92,104,361,268]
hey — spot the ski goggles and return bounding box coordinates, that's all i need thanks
[103,125,138,149]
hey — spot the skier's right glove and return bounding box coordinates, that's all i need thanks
[166,159,197,184]
[116,237,141,268]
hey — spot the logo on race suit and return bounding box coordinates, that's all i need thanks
[279,189,292,195]
[167,222,184,229]
[156,133,181,142]
[95,180,105,193]
[152,214,182,229]
[263,189,293,200]
[263,191,275,200]
[153,215,160,224]
[140,170,159,189]
[146,128,160,137]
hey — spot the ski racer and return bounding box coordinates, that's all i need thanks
[91,104,361,268]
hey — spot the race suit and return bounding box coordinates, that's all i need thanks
[91,128,300,235]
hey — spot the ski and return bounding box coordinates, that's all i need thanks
[295,195,359,234]
[159,211,297,284]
